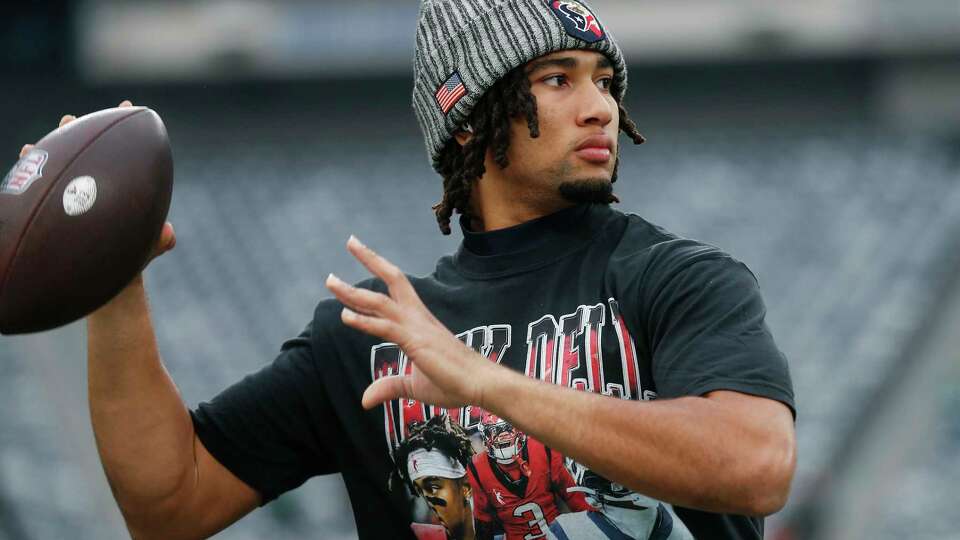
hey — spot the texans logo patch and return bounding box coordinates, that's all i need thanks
[546,0,605,43]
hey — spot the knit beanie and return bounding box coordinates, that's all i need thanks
[412,0,627,171]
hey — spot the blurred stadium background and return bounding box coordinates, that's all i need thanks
[1,0,958,538]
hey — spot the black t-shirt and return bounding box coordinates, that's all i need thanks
[192,203,795,539]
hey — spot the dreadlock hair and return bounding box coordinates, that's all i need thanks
[394,415,475,496]
[432,63,646,235]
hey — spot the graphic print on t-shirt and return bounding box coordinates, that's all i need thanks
[371,298,694,539]
[468,414,593,539]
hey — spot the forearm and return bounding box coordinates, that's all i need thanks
[330,238,795,514]
[87,276,196,525]
[480,365,794,516]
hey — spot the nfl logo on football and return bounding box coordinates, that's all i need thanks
[2,148,48,195]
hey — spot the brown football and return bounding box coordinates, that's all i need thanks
[0,106,173,335]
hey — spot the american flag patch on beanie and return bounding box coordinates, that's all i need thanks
[435,72,467,114]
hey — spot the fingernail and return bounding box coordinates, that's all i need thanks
[327,273,342,285]
[342,307,358,321]
[348,235,365,248]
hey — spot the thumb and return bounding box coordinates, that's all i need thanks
[148,222,176,262]
[362,375,411,409]
[157,222,177,254]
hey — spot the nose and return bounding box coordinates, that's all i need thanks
[576,81,614,128]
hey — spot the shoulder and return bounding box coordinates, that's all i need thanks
[526,436,548,456]
[304,277,389,350]
[471,452,492,475]
[613,211,732,267]
[345,271,449,300]
[469,455,496,487]
[607,211,755,290]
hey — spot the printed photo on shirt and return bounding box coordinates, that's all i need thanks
[390,409,694,539]
[395,415,480,540]
[468,411,594,539]
[376,299,713,539]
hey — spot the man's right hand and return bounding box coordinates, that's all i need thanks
[22,101,178,303]
[45,101,263,538]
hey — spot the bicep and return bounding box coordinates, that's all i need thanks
[182,435,262,538]
[126,435,261,540]
[189,322,345,503]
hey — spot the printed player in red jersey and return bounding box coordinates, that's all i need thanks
[467,412,593,539]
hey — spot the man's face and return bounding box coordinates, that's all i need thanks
[414,475,473,537]
[500,49,621,204]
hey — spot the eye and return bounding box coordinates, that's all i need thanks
[596,76,613,91]
[542,74,569,87]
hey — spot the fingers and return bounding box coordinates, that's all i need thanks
[362,375,411,409]
[340,306,402,343]
[20,115,73,158]
[326,274,400,319]
[58,100,131,129]
[346,236,420,305]
[20,102,133,159]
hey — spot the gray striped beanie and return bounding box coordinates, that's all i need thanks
[413,0,627,171]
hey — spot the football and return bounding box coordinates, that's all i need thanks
[0,106,173,335]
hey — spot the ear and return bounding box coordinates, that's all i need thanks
[454,130,473,146]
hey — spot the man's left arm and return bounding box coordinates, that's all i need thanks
[486,374,795,516]
[325,237,796,518]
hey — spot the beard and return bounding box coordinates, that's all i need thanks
[558,178,613,203]
[557,155,620,204]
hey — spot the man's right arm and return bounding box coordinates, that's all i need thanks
[87,271,261,539]
[22,104,260,538]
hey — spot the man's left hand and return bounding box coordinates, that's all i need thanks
[325,236,497,410]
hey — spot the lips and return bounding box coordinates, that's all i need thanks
[576,134,614,151]
[575,134,614,163]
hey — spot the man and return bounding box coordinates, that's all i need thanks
[27,0,795,538]
[395,415,480,540]
[469,412,594,538]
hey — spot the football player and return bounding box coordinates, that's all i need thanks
[467,412,593,539]
[55,0,797,538]
[396,415,480,540]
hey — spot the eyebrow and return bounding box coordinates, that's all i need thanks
[526,55,613,75]
[527,57,577,74]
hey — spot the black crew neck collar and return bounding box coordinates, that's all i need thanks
[453,203,614,279]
